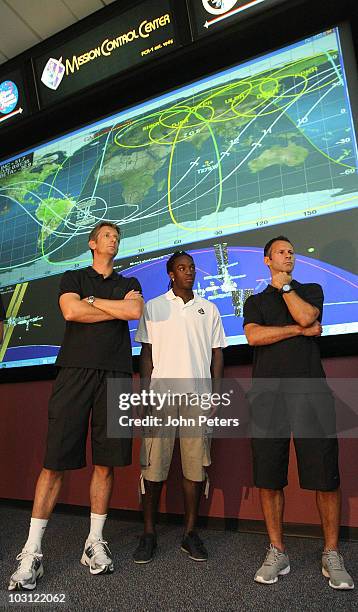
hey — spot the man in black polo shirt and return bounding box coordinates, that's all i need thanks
[8,222,143,591]
[243,236,354,590]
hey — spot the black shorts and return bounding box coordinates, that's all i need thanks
[249,392,340,491]
[44,368,132,470]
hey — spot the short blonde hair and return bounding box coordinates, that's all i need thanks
[88,222,120,256]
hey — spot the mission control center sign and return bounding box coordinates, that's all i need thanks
[33,0,180,108]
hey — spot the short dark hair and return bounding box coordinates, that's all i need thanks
[166,251,194,288]
[88,221,120,256]
[264,235,293,258]
[166,251,194,274]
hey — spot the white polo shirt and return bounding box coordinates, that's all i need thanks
[135,289,227,385]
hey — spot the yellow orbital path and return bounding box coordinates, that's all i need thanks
[1,49,356,269]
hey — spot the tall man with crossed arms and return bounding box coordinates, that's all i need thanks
[243,235,354,590]
[9,222,143,590]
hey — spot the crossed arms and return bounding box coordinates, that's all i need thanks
[245,291,322,347]
[59,290,144,323]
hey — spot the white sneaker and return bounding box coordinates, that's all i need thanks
[80,539,114,575]
[8,544,44,591]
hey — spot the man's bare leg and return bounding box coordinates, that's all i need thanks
[317,488,354,589]
[32,468,64,519]
[87,465,114,542]
[132,479,163,563]
[254,488,290,584]
[90,465,114,515]
[259,488,285,551]
[182,478,202,535]
[142,479,163,534]
[181,478,207,561]
[25,468,64,549]
[316,488,341,550]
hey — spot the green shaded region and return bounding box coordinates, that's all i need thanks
[97,146,169,205]
[270,51,333,80]
[36,196,76,245]
[249,142,309,173]
[1,163,60,205]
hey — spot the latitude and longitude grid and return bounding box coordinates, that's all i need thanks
[0,32,357,284]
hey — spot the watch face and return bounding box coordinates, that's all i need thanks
[282,284,291,292]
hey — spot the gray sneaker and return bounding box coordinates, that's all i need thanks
[322,550,354,590]
[254,544,290,584]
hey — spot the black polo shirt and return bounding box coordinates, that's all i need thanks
[0,295,5,321]
[243,280,325,378]
[56,267,141,372]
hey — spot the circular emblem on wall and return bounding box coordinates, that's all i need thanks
[0,80,19,115]
[202,0,238,15]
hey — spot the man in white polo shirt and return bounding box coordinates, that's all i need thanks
[133,251,227,564]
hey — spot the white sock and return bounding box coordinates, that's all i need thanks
[25,517,48,551]
[88,513,107,542]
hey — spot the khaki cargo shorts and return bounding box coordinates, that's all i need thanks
[140,400,211,483]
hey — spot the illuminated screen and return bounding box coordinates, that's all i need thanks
[0,27,357,368]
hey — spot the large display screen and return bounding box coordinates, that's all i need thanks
[0,27,357,368]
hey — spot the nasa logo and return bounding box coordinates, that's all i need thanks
[41,57,65,91]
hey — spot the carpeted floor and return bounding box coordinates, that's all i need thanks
[0,505,357,611]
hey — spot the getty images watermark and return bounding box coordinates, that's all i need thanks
[106,378,358,439]
[115,388,238,430]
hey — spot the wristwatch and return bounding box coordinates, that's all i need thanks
[280,284,293,295]
[87,295,95,305]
